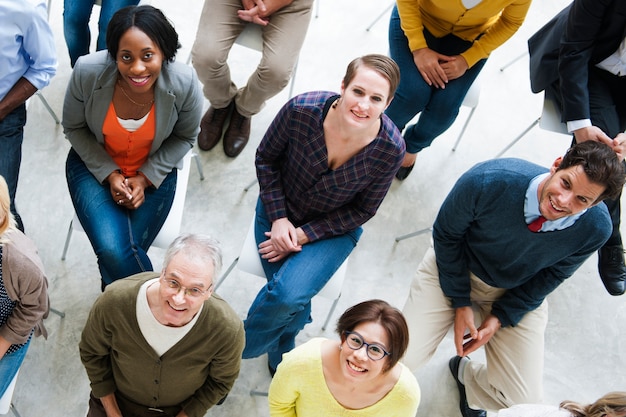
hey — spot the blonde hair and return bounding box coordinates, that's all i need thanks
[560,392,626,417]
[0,175,16,241]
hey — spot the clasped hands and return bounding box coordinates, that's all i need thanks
[413,47,469,89]
[238,0,291,25]
[106,171,148,210]
[453,306,501,357]
[258,217,309,262]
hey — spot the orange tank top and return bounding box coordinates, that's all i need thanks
[103,102,156,177]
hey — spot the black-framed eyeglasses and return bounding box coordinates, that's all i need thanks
[343,331,391,361]
[160,277,212,298]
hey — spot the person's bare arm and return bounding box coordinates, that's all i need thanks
[99,393,123,417]
[0,78,37,121]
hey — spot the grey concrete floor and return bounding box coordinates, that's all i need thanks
[8,0,626,416]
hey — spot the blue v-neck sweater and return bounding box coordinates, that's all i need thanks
[433,158,611,327]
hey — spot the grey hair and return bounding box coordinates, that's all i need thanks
[163,233,223,278]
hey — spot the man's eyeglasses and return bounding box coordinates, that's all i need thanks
[161,277,212,298]
[343,331,391,361]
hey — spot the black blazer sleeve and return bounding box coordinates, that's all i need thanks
[529,0,626,122]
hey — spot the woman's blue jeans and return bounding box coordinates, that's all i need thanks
[385,6,487,154]
[0,337,30,397]
[65,149,176,287]
[242,199,362,369]
[63,0,140,67]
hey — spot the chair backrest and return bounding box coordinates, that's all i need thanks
[462,76,481,109]
[237,215,265,277]
[0,370,19,414]
[234,23,264,53]
[151,150,192,249]
[538,94,568,135]
[236,214,348,301]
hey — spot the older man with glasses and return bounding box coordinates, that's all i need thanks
[79,234,244,417]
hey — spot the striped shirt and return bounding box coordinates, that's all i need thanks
[256,91,405,242]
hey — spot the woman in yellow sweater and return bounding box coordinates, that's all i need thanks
[268,299,420,416]
[387,0,531,180]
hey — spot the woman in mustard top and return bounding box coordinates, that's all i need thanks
[63,5,203,289]
[268,300,420,417]
[387,0,532,180]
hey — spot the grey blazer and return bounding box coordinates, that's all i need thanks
[62,50,203,188]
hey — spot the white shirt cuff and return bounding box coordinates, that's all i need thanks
[567,119,592,133]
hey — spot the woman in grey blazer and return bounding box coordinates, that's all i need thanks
[63,5,203,289]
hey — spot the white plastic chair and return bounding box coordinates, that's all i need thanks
[495,92,568,158]
[216,214,348,331]
[0,370,22,417]
[450,76,483,152]
[61,150,193,260]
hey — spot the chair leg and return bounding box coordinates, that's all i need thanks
[214,257,239,291]
[395,227,432,243]
[49,307,66,319]
[243,179,257,192]
[365,2,394,31]
[494,118,539,158]
[451,106,477,152]
[36,91,61,124]
[61,220,74,261]
[499,52,527,72]
[192,152,205,181]
[321,294,340,331]
[10,403,22,417]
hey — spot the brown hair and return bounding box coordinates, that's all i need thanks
[342,54,400,102]
[557,141,626,202]
[336,299,409,373]
[560,392,626,417]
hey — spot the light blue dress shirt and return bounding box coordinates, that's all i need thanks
[0,0,57,101]
[524,172,585,232]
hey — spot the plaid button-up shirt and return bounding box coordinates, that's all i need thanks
[256,91,405,242]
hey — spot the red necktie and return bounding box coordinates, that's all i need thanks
[528,216,547,232]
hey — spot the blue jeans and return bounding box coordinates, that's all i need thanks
[242,199,362,369]
[63,0,140,67]
[0,337,30,397]
[385,6,487,154]
[65,149,176,287]
[0,104,26,232]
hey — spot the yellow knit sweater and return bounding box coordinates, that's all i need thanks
[396,0,531,67]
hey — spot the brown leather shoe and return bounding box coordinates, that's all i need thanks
[197,103,233,151]
[223,106,251,157]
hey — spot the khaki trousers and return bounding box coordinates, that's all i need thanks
[402,247,548,410]
[191,0,314,117]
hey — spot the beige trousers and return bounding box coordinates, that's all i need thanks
[191,0,314,117]
[402,247,548,411]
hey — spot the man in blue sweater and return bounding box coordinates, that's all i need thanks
[402,142,625,417]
